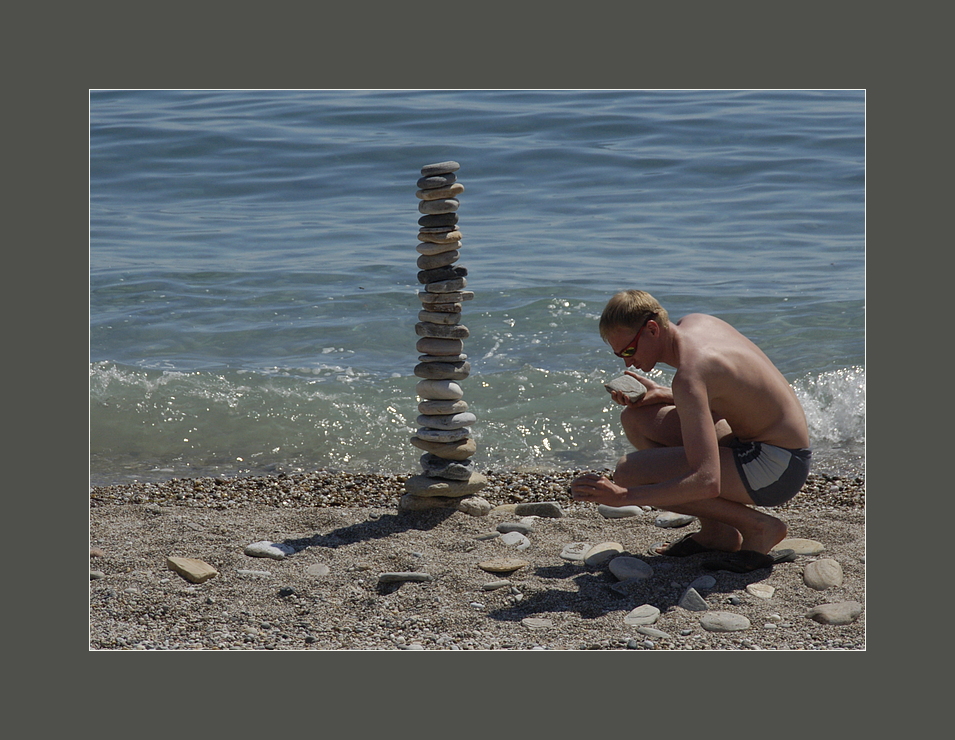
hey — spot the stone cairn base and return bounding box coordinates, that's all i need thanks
[401,161,490,516]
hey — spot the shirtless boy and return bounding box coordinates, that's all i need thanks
[570,290,812,572]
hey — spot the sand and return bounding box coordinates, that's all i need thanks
[89,469,864,650]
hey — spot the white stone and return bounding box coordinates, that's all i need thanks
[244,541,295,560]
[500,531,531,550]
[746,583,776,599]
[805,601,863,625]
[700,612,751,632]
[803,558,844,590]
[776,538,825,555]
[654,511,697,528]
[624,604,661,626]
[560,542,592,562]
[583,542,624,566]
[598,504,645,519]
[456,496,493,517]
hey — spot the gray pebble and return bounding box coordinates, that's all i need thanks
[418,198,459,215]
[417,172,457,189]
[497,521,534,535]
[700,612,751,632]
[420,160,460,176]
[678,587,708,611]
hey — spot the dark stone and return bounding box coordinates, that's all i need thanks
[418,213,458,228]
[417,173,457,189]
[418,266,468,284]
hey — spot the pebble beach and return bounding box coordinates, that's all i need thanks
[89,468,864,651]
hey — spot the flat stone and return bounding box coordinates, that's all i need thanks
[637,626,671,640]
[415,379,464,400]
[409,436,476,459]
[307,563,331,577]
[609,556,653,581]
[497,521,534,535]
[678,587,709,611]
[417,224,457,234]
[417,250,460,270]
[418,309,462,325]
[244,541,296,560]
[417,173,457,189]
[805,601,863,625]
[624,604,661,626]
[500,531,531,550]
[416,322,469,339]
[416,240,462,256]
[654,511,697,528]
[416,182,465,200]
[415,426,471,443]
[90,570,106,580]
[236,569,272,578]
[418,290,473,304]
[514,501,564,518]
[482,580,511,591]
[478,558,529,573]
[560,542,592,561]
[700,612,751,632]
[418,229,463,244]
[404,472,488,498]
[420,160,460,176]
[416,336,465,355]
[598,504,645,519]
[418,354,467,365]
[418,212,458,228]
[416,412,476,430]
[456,495,493,516]
[418,198,459,215]
[584,542,624,566]
[414,360,470,381]
[417,265,467,284]
[777,538,826,555]
[521,617,553,629]
[803,558,844,590]
[418,301,462,313]
[378,571,435,584]
[420,453,474,480]
[424,277,467,293]
[418,399,468,415]
[746,583,776,599]
[166,556,219,584]
[603,374,648,403]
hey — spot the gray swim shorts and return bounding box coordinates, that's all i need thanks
[729,438,812,507]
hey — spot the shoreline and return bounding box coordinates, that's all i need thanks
[90,470,864,651]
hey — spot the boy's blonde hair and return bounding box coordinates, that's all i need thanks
[599,290,669,341]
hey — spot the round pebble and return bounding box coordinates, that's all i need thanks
[420,160,460,176]
[700,612,751,632]
[624,604,661,626]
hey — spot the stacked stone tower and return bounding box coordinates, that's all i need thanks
[400,161,490,515]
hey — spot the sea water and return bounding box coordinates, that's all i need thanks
[90,89,865,485]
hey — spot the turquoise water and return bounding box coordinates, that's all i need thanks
[90,90,865,485]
